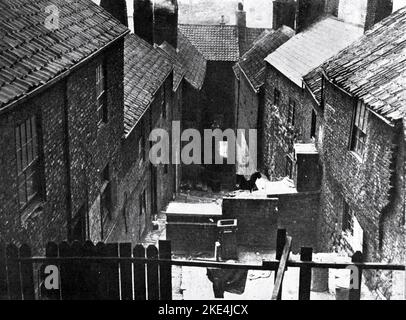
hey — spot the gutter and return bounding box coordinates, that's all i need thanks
[0,30,130,116]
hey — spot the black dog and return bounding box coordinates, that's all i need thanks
[236,172,262,192]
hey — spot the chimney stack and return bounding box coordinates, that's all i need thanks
[236,2,247,28]
[100,0,128,27]
[296,0,326,33]
[153,0,179,49]
[133,0,154,44]
[272,0,296,30]
[364,0,393,32]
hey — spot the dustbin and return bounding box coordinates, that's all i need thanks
[217,219,238,260]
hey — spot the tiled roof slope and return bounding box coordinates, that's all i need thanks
[179,24,240,61]
[320,8,406,121]
[239,27,270,55]
[0,0,129,109]
[157,42,186,92]
[177,30,207,90]
[265,17,364,87]
[124,34,173,135]
[236,26,295,92]
[303,66,324,104]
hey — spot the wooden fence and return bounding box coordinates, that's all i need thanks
[0,229,404,300]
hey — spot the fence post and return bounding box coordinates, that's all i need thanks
[274,229,286,300]
[133,244,146,300]
[82,241,96,300]
[146,245,159,300]
[95,242,108,300]
[105,243,120,300]
[349,251,363,300]
[0,243,7,299]
[119,243,133,300]
[159,240,172,300]
[19,244,35,300]
[298,247,313,300]
[6,244,21,300]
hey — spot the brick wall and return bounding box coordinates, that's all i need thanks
[0,82,69,253]
[261,65,316,179]
[66,40,125,243]
[236,73,259,131]
[222,192,319,253]
[319,79,406,299]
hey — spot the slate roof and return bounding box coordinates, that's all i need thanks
[178,24,240,61]
[178,24,270,63]
[157,42,186,92]
[124,34,173,135]
[319,7,406,121]
[177,30,207,90]
[235,26,295,92]
[0,0,129,110]
[265,17,364,88]
[239,27,270,55]
[303,66,324,105]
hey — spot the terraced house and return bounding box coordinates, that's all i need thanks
[313,7,406,299]
[233,25,295,174]
[179,2,271,188]
[0,0,129,251]
[109,33,175,244]
[262,0,368,181]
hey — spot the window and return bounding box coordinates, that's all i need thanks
[96,62,107,126]
[274,88,280,107]
[139,190,146,216]
[101,164,111,221]
[164,164,168,174]
[342,200,354,235]
[161,86,167,119]
[285,155,293,179]
[351,101,369,158]
[287,98,296,126]
[16,116,41,209]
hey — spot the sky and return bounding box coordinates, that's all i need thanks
[92,0,406,33]
[91,0,273,30]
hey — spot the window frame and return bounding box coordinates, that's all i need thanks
[350,100,369,159]
[15,115,41,211]
[96,61,108,126]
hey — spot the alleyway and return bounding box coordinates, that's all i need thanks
[139,189,384,300]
